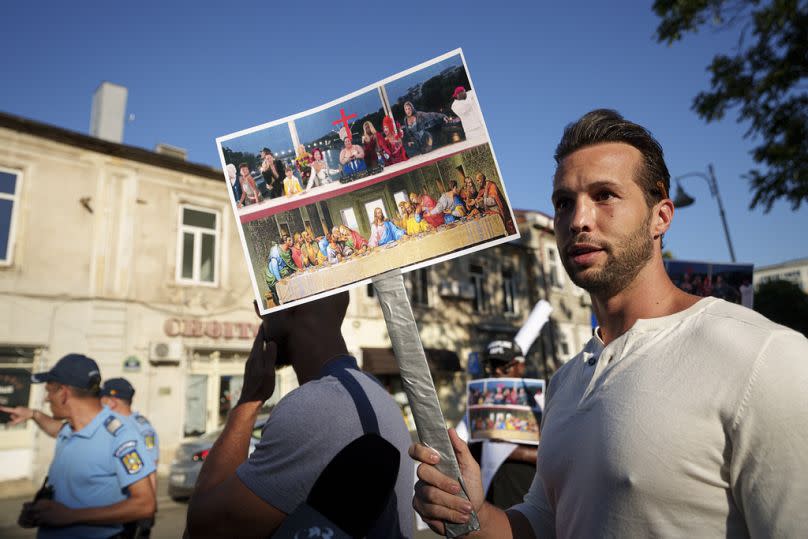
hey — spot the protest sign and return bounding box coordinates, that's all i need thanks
[217,49,519,314]
[466,377,544,445]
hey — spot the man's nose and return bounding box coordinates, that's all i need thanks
[570,198,595,234]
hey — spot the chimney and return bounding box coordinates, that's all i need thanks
[154,143,188,161]
[90,82,127,143]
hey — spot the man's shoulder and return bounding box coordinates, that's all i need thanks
[700,298,802,338]
[273,376,353,414]
[100,410,144,443]
[133,412,152,427]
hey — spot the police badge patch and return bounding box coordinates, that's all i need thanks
[115,440,144,474]
[104,416,124,436]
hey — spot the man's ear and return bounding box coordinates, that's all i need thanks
[652,199,674,240]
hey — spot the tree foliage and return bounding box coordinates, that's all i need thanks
[754,279,808,336]
[653,0,808,212]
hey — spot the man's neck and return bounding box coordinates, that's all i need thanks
[117,405,133,416]
[68,400,104,432]
[289,332,349,385]
[591,259,699,345]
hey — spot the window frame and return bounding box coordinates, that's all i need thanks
[410,267,431,307]
[0,166,23,267]
[0,348,38,451]
[546,245,565,289]
[470,263,488,313]
[175,204,221,287]
[502,268,517,315]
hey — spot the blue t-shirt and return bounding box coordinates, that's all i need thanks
[236,356,414,538]
[39,406,155,539]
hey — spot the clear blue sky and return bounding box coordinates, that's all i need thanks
[2,0,805,267]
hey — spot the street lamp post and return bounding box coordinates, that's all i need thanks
[672,164,737,262]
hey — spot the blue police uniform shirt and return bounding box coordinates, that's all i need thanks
[39,406,156,539]
[130,411,159,463]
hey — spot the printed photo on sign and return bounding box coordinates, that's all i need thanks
[466,377,544,445]
[664,260,754,308]
[216,49,519,314]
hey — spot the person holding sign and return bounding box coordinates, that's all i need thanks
[186,293,414,538]
[410,109,808,537]
[465,341,538,511]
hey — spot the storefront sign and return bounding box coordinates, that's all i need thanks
[0,369,31,424]
[163,319,260,340]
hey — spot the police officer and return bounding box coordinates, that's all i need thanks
[100,379,160,484]
[100,378,159,537]
[17,354,156,538]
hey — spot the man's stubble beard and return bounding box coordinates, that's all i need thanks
[562,212,655,298]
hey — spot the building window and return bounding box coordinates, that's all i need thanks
[367,283,375,297]
[470,264,487,313]
[546,246,565,288]
[410,268,430,307]
[0,168,22,265]
[557,328,570,357]
[0,348,35,429]
[502,269,517,314]
[177,206,219,285]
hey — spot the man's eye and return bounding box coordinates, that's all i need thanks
[554,199,570,211]
[595,191,616,201]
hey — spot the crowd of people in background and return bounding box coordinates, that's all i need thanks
[226,85,485,209]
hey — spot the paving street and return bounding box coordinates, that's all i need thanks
[0,479,188,539]
[0,476,441,538]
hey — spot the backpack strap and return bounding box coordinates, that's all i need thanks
[317,355,379,435]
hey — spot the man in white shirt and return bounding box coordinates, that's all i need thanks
[450,86,485,142]
[410,109,808,538]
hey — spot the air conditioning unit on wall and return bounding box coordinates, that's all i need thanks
[149,341,183,364]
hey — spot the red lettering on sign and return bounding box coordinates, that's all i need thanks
[236,322,251,339]
[167,319,254,339]
[205,321,222,338]
[164,319,181,337]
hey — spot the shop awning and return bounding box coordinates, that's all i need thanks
[361,347,462,375]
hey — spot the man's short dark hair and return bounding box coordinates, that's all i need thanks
[554,109,670,207]
[448,180,458,190]
[69,384,100,399]
[239,162,249,170]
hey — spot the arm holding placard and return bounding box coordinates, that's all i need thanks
[372,269,480,537]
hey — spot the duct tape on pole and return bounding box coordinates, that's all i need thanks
[372,269,480,537]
